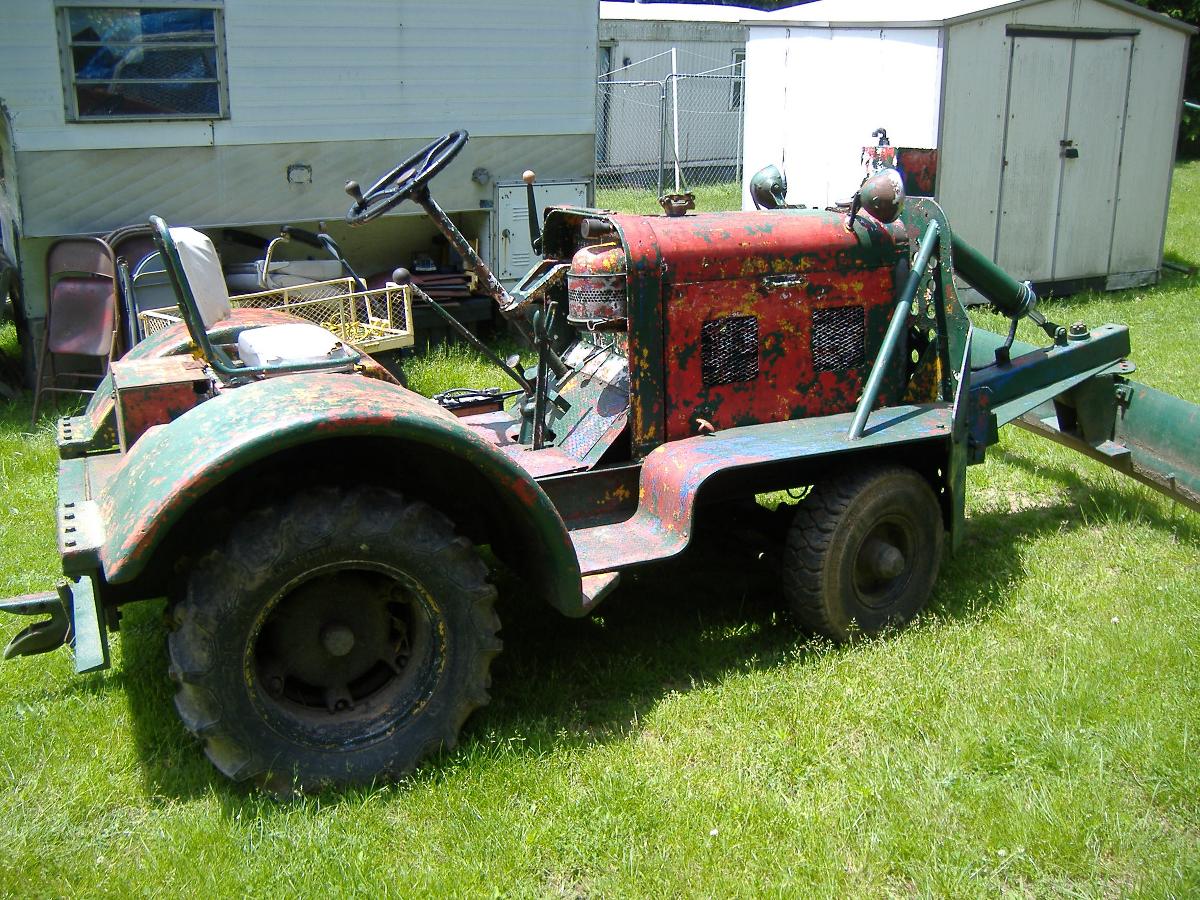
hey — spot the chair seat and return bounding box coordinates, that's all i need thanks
[236,322,348,369]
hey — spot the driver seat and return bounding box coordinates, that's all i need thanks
[150,216,358,379]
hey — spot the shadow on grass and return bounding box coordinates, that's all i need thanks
[114,447,1197,812]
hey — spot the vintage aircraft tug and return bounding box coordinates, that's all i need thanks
[3,131,1197,791]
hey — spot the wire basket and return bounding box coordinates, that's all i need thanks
[139,278,415,353]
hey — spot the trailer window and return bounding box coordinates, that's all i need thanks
[58,5,228,121]
[730,49,746,111]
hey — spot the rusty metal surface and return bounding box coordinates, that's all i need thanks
[897,149,939,197]
[552,340,630,465]
[663,267,900,441]
[539,463,641,530]
[611,208,908,459]
[111,356,211,450]
[1016,377,1200,514]
[66,307,314,456]
[465,410,590,479]
[570,403,953,580]
[91,374,580,615]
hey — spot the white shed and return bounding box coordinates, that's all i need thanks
[742,0,1195,291]
[0,0,597,346]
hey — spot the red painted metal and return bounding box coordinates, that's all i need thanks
[111,356,211,450]
[662,268,897,440]
[570,402,954,589]
[609,210,908,442]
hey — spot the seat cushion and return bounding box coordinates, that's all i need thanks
[236,323,346,368]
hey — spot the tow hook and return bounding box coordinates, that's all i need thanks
[1,575,109,673]
[2,586,72,659]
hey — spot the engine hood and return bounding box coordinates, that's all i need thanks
[609,208,906,284]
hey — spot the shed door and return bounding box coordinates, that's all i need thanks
[996,35,1132,283]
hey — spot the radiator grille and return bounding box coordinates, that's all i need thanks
[811,306,865,371]
[701,315,759,386]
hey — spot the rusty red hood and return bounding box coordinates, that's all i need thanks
[609,209,907,283]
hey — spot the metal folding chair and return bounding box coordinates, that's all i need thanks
[31,237,118,423]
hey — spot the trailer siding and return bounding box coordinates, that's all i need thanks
[2,0,595,151]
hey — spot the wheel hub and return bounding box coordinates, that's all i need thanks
[255,569,426,717]
[853,517,915,608]
[321,623,356,657]
[861,539,905,581]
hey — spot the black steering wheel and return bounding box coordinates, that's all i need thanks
[345,130,468,226]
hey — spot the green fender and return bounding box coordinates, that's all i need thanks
[96,372,582,613]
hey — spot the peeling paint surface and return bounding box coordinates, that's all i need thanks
[571,403,953,579]
[611,209,907,456]
[93,374,579,612]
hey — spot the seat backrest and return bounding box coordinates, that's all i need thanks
[45,237,117,357]
[170,227,232,328]
[47,237,116,281]
[148,214,358,380]
[149,215,233,370]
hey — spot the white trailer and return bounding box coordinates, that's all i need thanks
[0,0,597,368]
[742,0,1194,291]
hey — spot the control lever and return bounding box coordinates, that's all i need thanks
[391,268,553,404]
[344,180,365,206]
[523,170,542,255]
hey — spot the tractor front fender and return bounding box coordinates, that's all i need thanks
[96,373,581,613]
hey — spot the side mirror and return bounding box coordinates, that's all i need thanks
[749,164,788,210]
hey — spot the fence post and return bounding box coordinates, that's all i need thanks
[658,80,667,199]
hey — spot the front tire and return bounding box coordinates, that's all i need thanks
[168,485,500,792]
[783,465,943,642]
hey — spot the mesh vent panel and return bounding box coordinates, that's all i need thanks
[812,306,865,371]
[701,315,759,386]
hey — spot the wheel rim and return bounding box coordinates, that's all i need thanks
[851,514,916,610]
[248,561,446,750]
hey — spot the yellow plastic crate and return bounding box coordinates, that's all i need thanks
[139,278,415,354]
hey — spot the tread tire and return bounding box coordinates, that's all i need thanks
[783,464,943,642]
[168,485,499,793]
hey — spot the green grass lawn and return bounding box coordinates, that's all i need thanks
[0,168,1198,897]
[597,180,742,214]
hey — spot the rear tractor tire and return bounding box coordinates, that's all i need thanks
[783,465,943,642]
[168,485,500,793]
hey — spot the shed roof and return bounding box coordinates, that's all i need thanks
[599,2,782,24]
[745,0,1195,33]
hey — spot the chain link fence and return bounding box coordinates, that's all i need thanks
[596,66,745,214]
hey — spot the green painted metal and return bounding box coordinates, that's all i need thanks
[1017,378,1200,514]
[848,219,940,440]
[569,402,955,588]
[1,587,70,659]
[969,324,1131,425]
[68,575,109,674]
[93,372,582,616]
[947,330,975,552]
[949,232,1036,319]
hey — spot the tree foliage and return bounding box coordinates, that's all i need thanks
[1104,2,1197,153]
